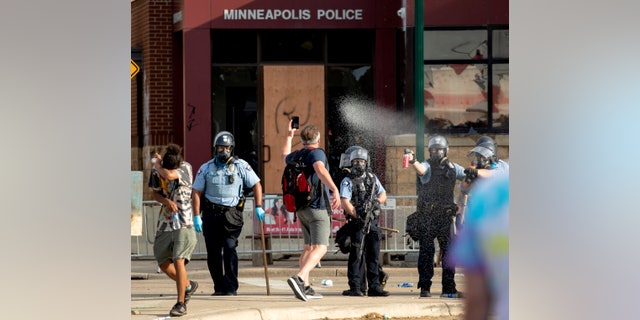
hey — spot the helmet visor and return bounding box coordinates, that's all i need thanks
[339,153,352,169]
[467,146,493,159]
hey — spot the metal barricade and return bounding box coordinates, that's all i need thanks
[131,195,421,259]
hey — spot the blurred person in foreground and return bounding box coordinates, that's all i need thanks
[149,143,199,317]
[282,121,341,301]
[450,172,509,320]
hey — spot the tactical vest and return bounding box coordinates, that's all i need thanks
[418,158,457,210]
[350,172,376,219]
[205,159,244,199]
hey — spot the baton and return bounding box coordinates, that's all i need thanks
[332,217,400,233]
[259,221,271,295]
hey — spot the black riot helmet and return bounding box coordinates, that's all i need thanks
[349,147,369,177]
[213,131,234,163]
[467,135,498,168]
[427,135,449,162]
[339,145,368,170]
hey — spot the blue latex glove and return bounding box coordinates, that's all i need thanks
[193,215,203,233]
[255,206,265,223]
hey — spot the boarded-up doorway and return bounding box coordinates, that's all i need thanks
[260,65,325,194]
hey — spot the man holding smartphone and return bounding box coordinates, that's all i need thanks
[291,116,300,129]
[282,120,341,301]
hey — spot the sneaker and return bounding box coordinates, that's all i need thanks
[184,280,198,303]
[420,288,431,297]
[440,291,464,298]
[169,302,187,317]
[368,287,390,297]
[304,286,323,299]
[287,276,308,301]
[342,289,365,297]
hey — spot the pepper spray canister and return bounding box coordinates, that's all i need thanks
[402,148,412,168]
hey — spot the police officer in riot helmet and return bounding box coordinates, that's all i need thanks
[462,135,509,185]
[191,131,265,296]
[339,147,389,297]
[405,135,466,298]
[456,136,510,234]
[337,146,389,289]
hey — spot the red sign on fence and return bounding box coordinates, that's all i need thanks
[253,198,345,235]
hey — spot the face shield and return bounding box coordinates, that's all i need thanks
[467,146,494,168]
[339,152,353,170]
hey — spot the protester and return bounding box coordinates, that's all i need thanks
[450,172,509,320]
[405,135,466,298]
[339,146,389,297]
[282,122,341,301]
[149,143,199,317]
[191,131,265,296]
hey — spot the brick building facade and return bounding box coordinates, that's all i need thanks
[131,0,509,200]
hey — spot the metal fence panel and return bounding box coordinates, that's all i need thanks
[131,195,421,259]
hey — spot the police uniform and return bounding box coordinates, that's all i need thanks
[416,157,466,295]
[193,156,260,295]
[340,171,387,296]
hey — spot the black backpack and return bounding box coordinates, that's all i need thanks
[281,148,319,214]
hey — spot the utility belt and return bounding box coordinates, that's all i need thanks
[202,198,233,215]
[202,197,244,232]
[421,202,458,216]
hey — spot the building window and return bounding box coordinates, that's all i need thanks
[423,27,508,133]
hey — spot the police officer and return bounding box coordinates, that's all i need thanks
[337,145,389,293]
[462,135,509,185]
[456,136,510,231]
[339,147,389,297]
[192,131,265,296]
[405,135,466,298]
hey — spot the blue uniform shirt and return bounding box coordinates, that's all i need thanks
[193,157,260,207]
[340,174,385,201]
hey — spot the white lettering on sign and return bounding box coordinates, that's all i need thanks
[224,9,312,20]
[222,9,364,21]
[317,9,363,20]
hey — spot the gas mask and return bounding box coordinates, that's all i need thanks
[350,161,366,177]
[428,148,446,163]
[216,147,231,163]
[475,155,490,169]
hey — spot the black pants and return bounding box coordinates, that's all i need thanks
[202,206,242,294]
[417,214,457,293]
[347,224,383,291]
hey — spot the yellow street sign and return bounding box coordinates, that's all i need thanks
[130,59,140,78]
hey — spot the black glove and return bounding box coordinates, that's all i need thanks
[464,167,478,183]
[350,217,365,230]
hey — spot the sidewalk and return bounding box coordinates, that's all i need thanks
[131,259,465,319]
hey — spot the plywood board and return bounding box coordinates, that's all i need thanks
[262,65,325,194]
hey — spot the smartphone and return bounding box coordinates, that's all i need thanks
[291,116,299,129]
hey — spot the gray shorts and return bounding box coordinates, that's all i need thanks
[296,207,330,246]
[153,227,197,264]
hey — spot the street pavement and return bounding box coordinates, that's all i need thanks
[131,258,465,319]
